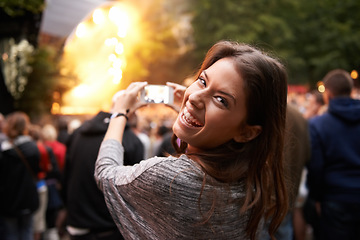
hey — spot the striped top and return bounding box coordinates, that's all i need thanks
[95,139,256,240]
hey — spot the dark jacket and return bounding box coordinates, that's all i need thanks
[307,97,360,203]
[284,105,311,208]
[0,136,40,216]
[63,111,144,231]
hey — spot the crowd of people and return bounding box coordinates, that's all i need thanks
[0,40,359,240]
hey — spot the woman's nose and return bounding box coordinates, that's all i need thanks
[188,90,205,109]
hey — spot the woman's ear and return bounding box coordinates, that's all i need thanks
[233,125,262,143]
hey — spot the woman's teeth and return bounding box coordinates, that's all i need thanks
[183,107,203,127]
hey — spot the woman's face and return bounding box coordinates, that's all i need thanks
[173,57,253,150]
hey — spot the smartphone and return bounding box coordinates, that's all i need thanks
[140,85,174,104]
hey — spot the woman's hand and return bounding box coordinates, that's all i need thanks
[166,82,187,112]
[105,82,147,142]
[112,82,148,115]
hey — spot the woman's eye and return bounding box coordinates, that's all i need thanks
[215,96,228,107]
[198,77,206,87]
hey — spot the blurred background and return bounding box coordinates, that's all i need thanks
[1,0,360,122]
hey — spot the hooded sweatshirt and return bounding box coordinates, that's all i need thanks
[307,97,360,203]
[63,111,144,231]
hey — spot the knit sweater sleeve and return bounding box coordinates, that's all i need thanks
[95,139,155,189]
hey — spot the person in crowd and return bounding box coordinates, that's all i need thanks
[28,124,51,240]
[279,105,312,240]
[67,119,82,135]
[296,90,325,240]
[61,92,144,240]
[260,104,311,240]
[0,113,7,143]
[299,94,326,240]
[128,112,152,159]
[0,112,6,236]
[56,117,70,145]
[152,125,173,157]
[95,41,289,239]
[307,69,360,240]
[42,124,66,173]
[42,124,67,238]
[0,112,41,240]
[303,90,325,119]
[30,124,63,240]
[154,128,176,157]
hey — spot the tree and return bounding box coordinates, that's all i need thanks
[190,0,360,87]
[0,0,44,16]
[0,0,46,115]
[16,45,61,121]
[290,0,360,86]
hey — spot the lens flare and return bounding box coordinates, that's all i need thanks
[60,2,140,115]
[93,9,105,25]
[75,23,87,38]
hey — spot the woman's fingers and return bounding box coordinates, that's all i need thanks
[166,82,186,93]
[127,81,148,92]
[113,82,148,113]
[166,82,186,107]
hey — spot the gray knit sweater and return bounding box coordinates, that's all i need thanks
[95,139,255,239]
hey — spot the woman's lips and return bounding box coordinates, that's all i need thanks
[181,107,204,128]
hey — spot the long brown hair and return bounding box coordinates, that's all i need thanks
[172,41,288,239]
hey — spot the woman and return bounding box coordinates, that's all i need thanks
[0,112,40,240]
[95,41,288,239]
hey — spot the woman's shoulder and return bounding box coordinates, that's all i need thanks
[136,154,198,173]
[146,154,201,174]
[123,155,205,199]
[121,154,202,186]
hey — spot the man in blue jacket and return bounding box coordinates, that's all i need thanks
[307,69,360,240]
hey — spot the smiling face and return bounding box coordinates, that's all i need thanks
[173,58,261,151]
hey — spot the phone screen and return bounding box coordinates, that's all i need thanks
[140,85,174,104]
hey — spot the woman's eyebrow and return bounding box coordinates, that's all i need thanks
[203,70,208,79]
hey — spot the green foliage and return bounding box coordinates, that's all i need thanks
[0,0,45,16]
[190,0,360,87]
[16,46,60,119]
